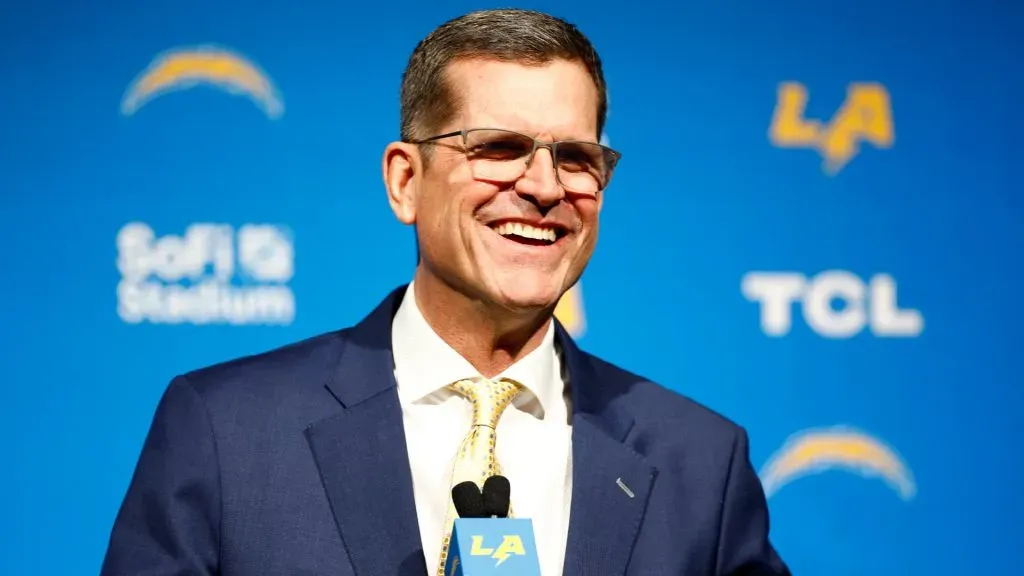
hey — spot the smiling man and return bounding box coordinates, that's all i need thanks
[101,9,790,576]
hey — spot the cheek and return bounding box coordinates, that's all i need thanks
[573,200,601,259]
[422,199,459,250]
[420,183,477,247]
[574,198,601,234]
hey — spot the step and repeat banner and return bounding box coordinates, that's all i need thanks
[2,0,1021,574]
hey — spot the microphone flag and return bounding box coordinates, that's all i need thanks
[443,517,541,576]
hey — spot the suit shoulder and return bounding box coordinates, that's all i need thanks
[583,352,744,440]
[177,328,353,400]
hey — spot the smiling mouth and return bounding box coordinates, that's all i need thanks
[489,221,566,247]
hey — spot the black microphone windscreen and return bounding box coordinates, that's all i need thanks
[482,475,511,518]
[452,481,488,518]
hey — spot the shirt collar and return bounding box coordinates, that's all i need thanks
[391,281,562,419]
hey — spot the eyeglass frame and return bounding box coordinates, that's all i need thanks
[405,127,622,194]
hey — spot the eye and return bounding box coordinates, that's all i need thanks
[557,144,603,173]
[467,133,533,160]
[476,141,527,158]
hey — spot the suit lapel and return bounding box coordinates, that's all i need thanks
[305,287,427,576]
[557,323,658,576]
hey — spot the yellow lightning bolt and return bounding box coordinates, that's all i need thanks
[493,550,513,567]
[490,535,525,567]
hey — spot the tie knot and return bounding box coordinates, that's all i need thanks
[448,377,524,429]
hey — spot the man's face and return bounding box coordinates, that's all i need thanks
[410,58,603,313]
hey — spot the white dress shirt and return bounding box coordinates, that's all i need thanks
[391,282,573,576]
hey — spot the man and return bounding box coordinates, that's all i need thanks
[101,8,789,576]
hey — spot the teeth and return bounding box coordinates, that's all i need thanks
[492,222,558,243]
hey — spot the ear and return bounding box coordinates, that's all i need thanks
[382,141,420,225]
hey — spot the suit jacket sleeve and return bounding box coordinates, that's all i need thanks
[100,376,221,575]
[715,427,791,576]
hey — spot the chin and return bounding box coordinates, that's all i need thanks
[487,272,566,312]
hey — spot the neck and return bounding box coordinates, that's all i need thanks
[412,268,554,378]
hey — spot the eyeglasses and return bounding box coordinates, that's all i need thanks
[409,128,621,196]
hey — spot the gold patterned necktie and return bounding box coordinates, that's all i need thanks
[435,377,524,576]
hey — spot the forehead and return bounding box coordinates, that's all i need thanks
[444,58,600,140]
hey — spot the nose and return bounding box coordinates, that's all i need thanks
[517,145,564,206]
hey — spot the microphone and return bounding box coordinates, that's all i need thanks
[445,475,541,576]
[452,481,488,519]
[482,475,510,518]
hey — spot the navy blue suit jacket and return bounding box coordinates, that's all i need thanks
[101,285,789,575]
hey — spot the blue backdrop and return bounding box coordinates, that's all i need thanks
[2,0,1021,574]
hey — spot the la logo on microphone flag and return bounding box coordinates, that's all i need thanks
[444,518,541,575]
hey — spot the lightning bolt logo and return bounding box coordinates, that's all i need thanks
[491,535,525,566]
[493,549,513,567]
